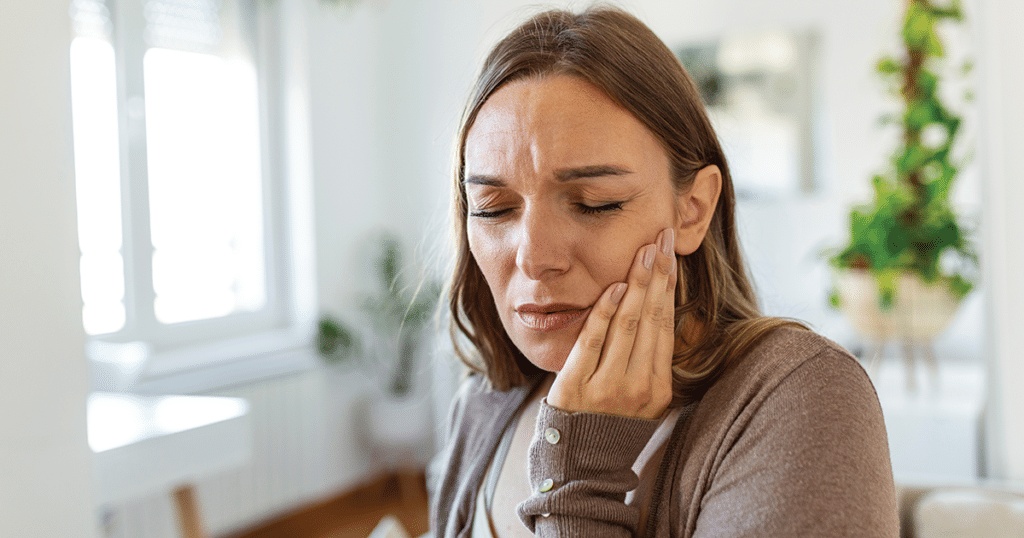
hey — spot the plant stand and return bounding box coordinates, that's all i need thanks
[862,338,940,393]
[874,360,984,480]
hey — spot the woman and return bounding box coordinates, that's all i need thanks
[430,6,898,538]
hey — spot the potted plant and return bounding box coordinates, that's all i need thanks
[827,0,977,386]
[317,232,441,396]
[317,233,442,465]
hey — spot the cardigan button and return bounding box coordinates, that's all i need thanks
[544,427,560,445]
[539,478,554,493]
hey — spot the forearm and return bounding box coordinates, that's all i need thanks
[517,400,661,537]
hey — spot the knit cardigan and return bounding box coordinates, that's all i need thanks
[428,327,899,537]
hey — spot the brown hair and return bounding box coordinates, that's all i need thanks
[447,6,805,403]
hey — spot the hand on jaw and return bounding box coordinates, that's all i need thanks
[547,227,677,420]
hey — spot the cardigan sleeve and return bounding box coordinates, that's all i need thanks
[691,350,899,537]
[516,401,661,537]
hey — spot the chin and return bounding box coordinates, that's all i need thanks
[516,338,574,373]
[528,354,567,373]
[504,319,581,374]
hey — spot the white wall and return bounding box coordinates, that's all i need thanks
[979,0,1024,481]
[0,0,98,535]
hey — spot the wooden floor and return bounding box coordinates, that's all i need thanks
[223,471,429,538]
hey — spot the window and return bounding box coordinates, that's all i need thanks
[69,0,303,379]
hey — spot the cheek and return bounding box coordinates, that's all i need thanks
[466,224,488,273]
[467,223,507,290]
[589,236,642,283]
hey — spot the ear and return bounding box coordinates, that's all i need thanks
[674,165,722,256]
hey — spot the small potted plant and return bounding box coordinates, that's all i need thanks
[828,0,977,385]
[317,233,441,465]
[317,232,440,397]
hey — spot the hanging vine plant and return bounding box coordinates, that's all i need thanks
[828,0,977,309]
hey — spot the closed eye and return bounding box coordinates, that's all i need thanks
[469,207,513,219]
[577,202,624,215]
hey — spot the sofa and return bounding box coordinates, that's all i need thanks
[897,480,1024,537]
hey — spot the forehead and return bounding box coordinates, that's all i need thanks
[464,75,665,174]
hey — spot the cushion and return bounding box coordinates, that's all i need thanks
[915,488,1024,538]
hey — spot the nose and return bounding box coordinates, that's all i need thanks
[515,204,571,280]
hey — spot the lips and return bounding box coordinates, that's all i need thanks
[515,303,591,332]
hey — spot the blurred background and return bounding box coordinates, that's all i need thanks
[2,0,1022,536]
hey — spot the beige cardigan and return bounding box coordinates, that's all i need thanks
[429,327,899,537]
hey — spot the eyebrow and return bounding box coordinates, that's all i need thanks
[464,164,633,186]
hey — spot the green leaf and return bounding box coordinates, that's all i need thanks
[902,144,930,172]
[317,316,358,360]
[827,287,842,309]
[916,70,939,96]
[931,162,957,200]
[876,270,898,310]
[944,115,962,141]
[870,174,890,198]
[925,29,945,56]
[905,102,932,131]
[933,0,964,21]
[877,57,901,75]
[903,3,933,49]
[878,114,900,127]
[949,273,973,299]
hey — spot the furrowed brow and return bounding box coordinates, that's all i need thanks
[464,165,632,186]
[464,174,504,187]
[554,165,632,182]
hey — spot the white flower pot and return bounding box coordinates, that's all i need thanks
[357,387,434,473]
[365,392,433,450]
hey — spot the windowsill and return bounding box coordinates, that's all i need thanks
[93,328,321,395]
[139,344,318,394]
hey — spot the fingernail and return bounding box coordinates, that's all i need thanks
[660,228,674,256]
[642,244,656,269]
[610,283,627,304]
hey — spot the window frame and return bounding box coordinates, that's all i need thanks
[76,0,315,389]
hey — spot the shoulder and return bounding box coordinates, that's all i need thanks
[445,373,542,442]
[740,324,859,373]
[709,325,872,407]
[680,326,898,536]
[691,325,881,454]
[702,324,885,441]
[450,372,534,411]
[444,373,501,434]
[449,373,487,413]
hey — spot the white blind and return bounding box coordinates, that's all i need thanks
[69,0,112,39]
[143,0,223,52]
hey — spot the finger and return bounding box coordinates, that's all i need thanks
[549,282,626,412]
[652,236,678,386]
[597,242,657,379]
[626,228,676,378]
[559,281,627,382]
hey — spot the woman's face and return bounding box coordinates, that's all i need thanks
[464,74,684,372]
